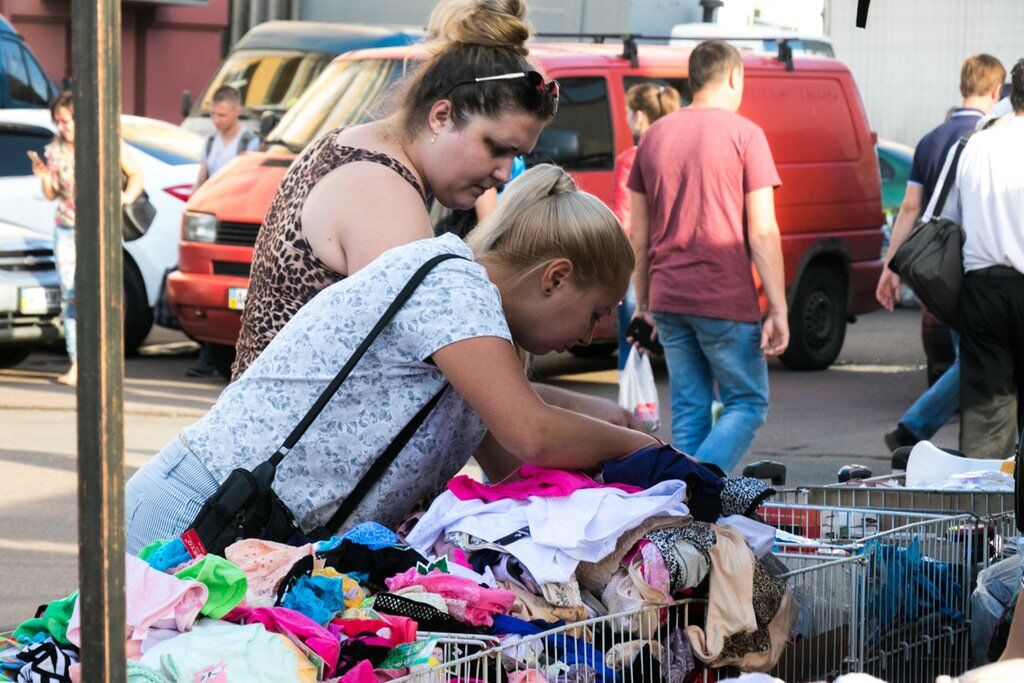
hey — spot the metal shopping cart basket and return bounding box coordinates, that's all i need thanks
[762,502,980,683]
[393,545,867,681]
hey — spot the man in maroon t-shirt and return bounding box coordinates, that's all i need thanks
[627,40,788,473]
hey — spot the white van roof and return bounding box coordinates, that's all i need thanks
[668,23,833,54]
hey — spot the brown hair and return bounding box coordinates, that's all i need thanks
[212,85,243,106]
[625,83,682,124]
[394,0,556,137]
[960,54,1006,98]
[1011,59,1024,113]
[688,40,743,94]
[50,90,73,120]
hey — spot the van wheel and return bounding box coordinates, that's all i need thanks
[780,264,847,371]
[124,258,154,356]
[0,346,31,369]
[209,344,236,380]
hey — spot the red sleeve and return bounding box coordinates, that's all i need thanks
[626,140,647,195]
[611,146,636,235]
[743,125,781,194]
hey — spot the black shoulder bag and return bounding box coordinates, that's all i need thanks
[888,121,995,331]
[181,253,465,557]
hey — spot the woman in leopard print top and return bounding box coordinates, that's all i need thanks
[232,0,557,379]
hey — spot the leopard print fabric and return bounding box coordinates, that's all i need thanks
[231,128,426,381]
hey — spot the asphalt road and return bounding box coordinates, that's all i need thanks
[0,307,954,628]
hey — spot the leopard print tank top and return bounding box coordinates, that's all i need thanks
[231,128,426,381]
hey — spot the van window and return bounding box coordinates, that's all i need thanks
[199,50,332,116]
[122,119,202,166]
[23,49,53,104]
[622,77,693,106]
[741,77,859,164]
[1,40,49,107]
[266,58,401,153]
[0,127,50,177]
[531,77,614,171]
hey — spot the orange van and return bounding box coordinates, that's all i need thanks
[169,39,884,376]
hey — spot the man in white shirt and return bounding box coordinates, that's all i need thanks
[942,58,1024,459]
[195,85,259,188]
[188,85,259,377]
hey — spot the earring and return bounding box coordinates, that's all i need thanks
[430,134,437,144]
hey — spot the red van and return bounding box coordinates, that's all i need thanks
[170,40,883,376]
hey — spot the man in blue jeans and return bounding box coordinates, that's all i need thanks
[876,54,1005,451]
[627,41,789,473]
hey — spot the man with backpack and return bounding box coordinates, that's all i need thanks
[188,85,259,377]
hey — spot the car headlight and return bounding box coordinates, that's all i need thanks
[182,211,217,243]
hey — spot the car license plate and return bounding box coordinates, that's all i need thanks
[19,286,60,315]
[227,287,247,311]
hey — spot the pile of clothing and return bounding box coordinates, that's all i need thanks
[1,445,796,682]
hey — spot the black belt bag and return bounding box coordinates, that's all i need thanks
[181,253,465,557]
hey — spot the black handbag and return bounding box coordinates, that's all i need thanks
[887,136,971,330]
[181,253,465,557]
[122,190,157,242]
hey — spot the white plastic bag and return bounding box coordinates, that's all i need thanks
[618,347,660,433]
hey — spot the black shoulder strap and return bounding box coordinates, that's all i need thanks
[203,134,214,163]
[239,129,256,151]
[269,252,465,468]
[929,136,970,219]
[314,383,449,538]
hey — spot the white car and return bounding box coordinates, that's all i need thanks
[0,109,201,352]
[0,219,61,368]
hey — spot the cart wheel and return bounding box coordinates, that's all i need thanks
[742,460,787,486]
[837,464,872,483]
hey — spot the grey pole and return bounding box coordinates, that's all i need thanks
[71,0,126,680]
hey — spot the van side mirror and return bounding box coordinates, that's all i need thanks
[525,129,582,166]
[181,90,193,119]
[259,111,281,140]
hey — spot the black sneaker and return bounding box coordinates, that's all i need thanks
[884,424,918,453]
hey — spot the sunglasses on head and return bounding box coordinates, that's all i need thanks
[444,71,560,114]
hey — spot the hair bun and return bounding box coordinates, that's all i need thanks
[427,0,532,56]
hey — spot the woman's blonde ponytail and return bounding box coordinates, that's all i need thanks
[467,165,633,291]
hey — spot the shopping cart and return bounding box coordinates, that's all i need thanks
[762,502,979,683]
[773,478,1017,569]
[393,543,867,681]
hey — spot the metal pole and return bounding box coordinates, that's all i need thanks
[72,0,126,680]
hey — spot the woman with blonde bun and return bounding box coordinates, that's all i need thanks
[231,0,637,427]
[233,0,553,379]
[126,164,658,552]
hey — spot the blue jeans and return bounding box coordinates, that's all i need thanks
[53,225,76,361]
[901,332,959,440]
[617,283,637,371]
[652,312,769,473]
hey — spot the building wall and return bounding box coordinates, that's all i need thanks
[825,0,1024,146]
[0,0,229,123]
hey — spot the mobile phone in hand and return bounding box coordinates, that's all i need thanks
[625,317,663,355]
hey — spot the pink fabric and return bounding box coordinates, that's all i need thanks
[384,569,515,627]
[67,554,207,659]
[328,615,417,646]
[333,660,375,683]
[627,107,781,323]
[224,539,316,604]
[224,604,340,678]
[447,465,642,502]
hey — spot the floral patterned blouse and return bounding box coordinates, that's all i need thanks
[44,138,75,228]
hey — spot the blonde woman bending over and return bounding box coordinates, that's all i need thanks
[125,164,657,553]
